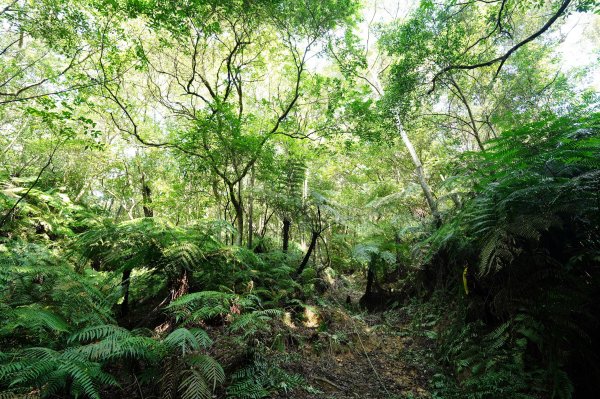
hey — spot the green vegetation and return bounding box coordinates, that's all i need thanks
[1,0,599,397]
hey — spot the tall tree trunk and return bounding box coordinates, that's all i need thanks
[300,169,309,249]
[235,207,243,246]
[393,111,441,225]
[228,182,244,246]
[359,257,378,311]
[295,231,318,276]
[247,168,255,248]
[282,217,291,252]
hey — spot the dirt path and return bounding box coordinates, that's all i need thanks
[272,306,431,399]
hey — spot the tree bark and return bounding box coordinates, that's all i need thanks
[120,268,132,316]
[170,269,189,301]
[393,111,441,225]
[359,257,377,311]
[295,231,318,276]
[282,217,291,252]
[228,182,244,246]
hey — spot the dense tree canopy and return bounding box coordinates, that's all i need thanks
[1,0,599,398]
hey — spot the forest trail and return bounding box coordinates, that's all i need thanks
[270,303,431,399]
[210,277,431,399]
[185,274,432,399]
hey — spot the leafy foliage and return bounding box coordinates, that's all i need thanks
[1,0,599,397]
[419,112,600,398]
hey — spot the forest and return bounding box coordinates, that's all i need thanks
[1,0,599,398]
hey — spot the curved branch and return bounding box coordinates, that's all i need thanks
[429,0,572,94]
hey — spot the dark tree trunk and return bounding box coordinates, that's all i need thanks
[295,231,318,276]
[154,270,190,335]
[235,208,243,246]
[359,258,379,311]
[142,184,153,217]
[282,218,291,252]
[365,261,375,297]
[120,268,132,316]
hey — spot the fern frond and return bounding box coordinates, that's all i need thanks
[163,328,211,355]
[179,369,211,399]
[188,354,225,391]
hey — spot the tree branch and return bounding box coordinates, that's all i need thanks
[429,0,572,93]
[0,142,61,230]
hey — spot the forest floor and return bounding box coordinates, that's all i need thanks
[271,308,432,399]
[121,275,434,398]
[212,276,434,399]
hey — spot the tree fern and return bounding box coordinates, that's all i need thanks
[422,112,600,399]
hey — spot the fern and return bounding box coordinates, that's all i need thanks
[163,328,212,355]
[4,306,70,334]
[226,350,303,399]
[229,309,283,339]
[168,291,234,323]
[187,355,225,391]
[420,112,600,399]
[179,369,211,399]
[0,347,115,399]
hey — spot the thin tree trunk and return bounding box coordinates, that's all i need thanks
[0,145,59,230]
[394,233,406,280]
[247,168,255,248]
[448,77,485,152]
[141,173,153,217]
[228,182,244,246]
[74,183,88,202]
[393,111,441,225]
[295,231,318,276]
[282,217,291,252]
[120,268,132,316]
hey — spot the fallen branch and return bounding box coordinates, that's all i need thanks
[313,376,343,391]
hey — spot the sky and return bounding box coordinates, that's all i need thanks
[558,12,600,90]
